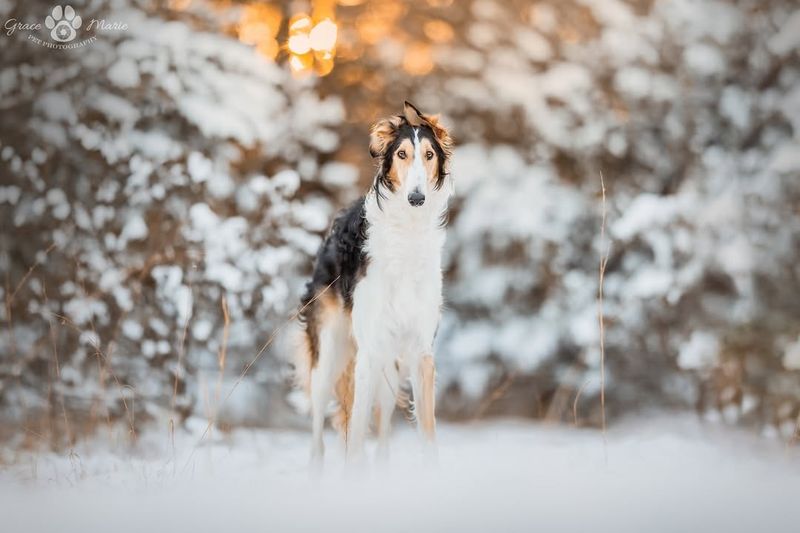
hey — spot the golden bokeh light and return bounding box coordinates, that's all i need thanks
[290,14,313,33]
[355,12,390,45]
[314,54,336,76]
[309,18,338,52]
[403,42,434,76]
[289,52,314,74]
[169,0,192,10]
[423,19,455,44]
[256,38,280,60]
[238,3,282,59]
[288,33,312,55]
[235,0,437,78]
[286,11,339,78]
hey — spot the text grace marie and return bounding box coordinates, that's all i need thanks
[4,17,128,37]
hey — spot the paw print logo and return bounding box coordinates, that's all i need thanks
[44,5,82,43]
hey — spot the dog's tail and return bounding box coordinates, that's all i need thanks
[292,328,313,397]
[292,288,317,396]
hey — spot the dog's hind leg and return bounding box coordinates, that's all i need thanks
[309,352,333,469]
[309,300,350,470]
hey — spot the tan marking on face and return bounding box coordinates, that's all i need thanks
[389,136,440,190]
[422,115,453,178]
[418,137,439,185]
[388,138,414,190]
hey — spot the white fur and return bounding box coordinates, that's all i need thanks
[347,130,451,461]
[308,128,452,468]
[405,128,428,198]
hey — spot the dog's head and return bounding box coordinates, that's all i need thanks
[369,101,453,208]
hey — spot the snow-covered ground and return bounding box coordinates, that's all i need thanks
[2,415,798,532]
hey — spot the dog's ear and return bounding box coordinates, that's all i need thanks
[404,101,453,156]
[369,115,403,158]
[403,101,425,127]
[424,113,454,158]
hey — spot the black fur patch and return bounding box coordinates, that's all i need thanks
[299,197,369,364]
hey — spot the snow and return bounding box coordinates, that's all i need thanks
[458,363,493,398]
[615,67,652,99]
[118,213,148,246]
[0,185,21,205]
[719,86,751,130]
[769,10,800,56]
[319,162,359,187]
[107,58,141,88]
[192,318,214,342]
[678,331,720,370]
[272,169,301,195]
[187,152,213,183]
[530,4,557,33]
[514,28,551,62]
[612,194,685,240]
[151,265,193,323]
[1,417,798,533]
[658,0,743,46]
[769,142,800,173]
[88,91,139,124]
[122,319,144,340]
[35,92,77,123]
[683,43,726,77]
[783,336,800,371]
[63,296,108,326]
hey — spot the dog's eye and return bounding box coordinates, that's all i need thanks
[397,150,407,159]
[426,151,434,160]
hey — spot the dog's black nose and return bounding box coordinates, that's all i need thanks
[408,191,425,206]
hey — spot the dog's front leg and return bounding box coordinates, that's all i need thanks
[411,353,437,459]
[346,350,375,464]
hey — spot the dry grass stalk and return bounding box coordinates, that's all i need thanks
[572,378,593,427]
[9,242,56,302]
[181,275,340,472]
[171,268,194,415]
[42,284,73,448]
[598,171,610,463]
[473,371,516,420]
[213,295,230,420]
[51,312,137,440]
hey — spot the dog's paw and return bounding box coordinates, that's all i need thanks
[45,5,82,43]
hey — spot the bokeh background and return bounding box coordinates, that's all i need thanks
[2,0,799,451]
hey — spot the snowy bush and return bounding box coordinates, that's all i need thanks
[313,0,800,431]
[428,0,800,429]
[0,0,351,438]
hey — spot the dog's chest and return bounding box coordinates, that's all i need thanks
[358,222,444,334]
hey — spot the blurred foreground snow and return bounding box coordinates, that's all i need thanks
[2,416,798,533]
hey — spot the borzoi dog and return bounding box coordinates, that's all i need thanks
[297,101,453,467]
